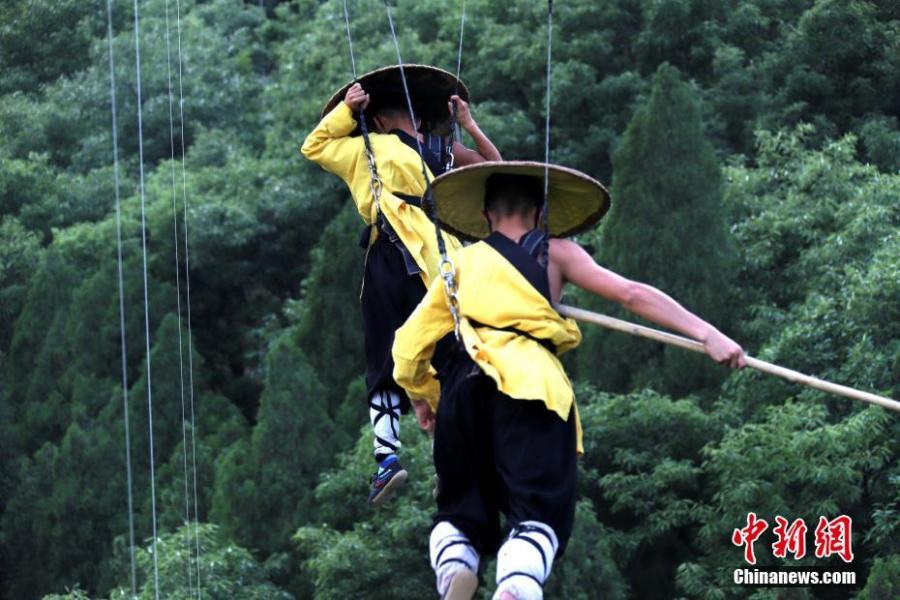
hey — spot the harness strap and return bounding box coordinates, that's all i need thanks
[518,229,547,257]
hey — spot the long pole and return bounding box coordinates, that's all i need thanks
[557,304,900,414]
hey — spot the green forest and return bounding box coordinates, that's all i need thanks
[1,0,898,598]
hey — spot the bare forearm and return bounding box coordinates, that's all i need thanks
[462,121,501,161]
[622,283,716,342]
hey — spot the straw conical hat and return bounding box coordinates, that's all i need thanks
[321,64,469,137]
[431,161,611,241]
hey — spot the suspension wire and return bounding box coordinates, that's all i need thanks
[445,0,466,171]
[342,0,358,80]
[453,0,466,86]
[383,3,438,238]
[162,0,195,594]
[383,0,462,338]
[131,0,161,597]
[539,0,553,267]
[173,0,203,594]
[106,1,138,596]
[342,0,386,222]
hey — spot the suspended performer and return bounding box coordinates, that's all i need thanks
[301,65,502,506]
[392,161,746,600]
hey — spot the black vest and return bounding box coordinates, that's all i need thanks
[473,230,556,353]
[484,230,551,302]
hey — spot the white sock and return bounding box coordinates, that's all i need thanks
[369,390,402,459]
[493,521,558,600]
[430,521,480,596]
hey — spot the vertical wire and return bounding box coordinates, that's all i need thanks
[447,0,466,157]
[543,0,553,199]
[342,0,358,79]
[454,0,466,86]
[383,1,447,260]
[131,0,161,596]
[162,0,195,593]
[540,0,554,266]
[383,3,429,181]
[173,1,203,593]
[106,0,138,595]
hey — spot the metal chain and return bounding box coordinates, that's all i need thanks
[444,101,457,172]
[358,115,384,216]
[440,257,462,339]
[343,1,384,219]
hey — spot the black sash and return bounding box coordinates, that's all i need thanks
[477,231,557,354]
[484,231,552,303]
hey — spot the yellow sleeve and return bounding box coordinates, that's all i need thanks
[392,275,455,410]
[300,102,361,182]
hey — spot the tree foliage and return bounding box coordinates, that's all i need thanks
[575,63,736,397]
[0,1,897,598]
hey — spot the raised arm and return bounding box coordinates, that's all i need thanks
[299,83,369,180]
[552,238,745,368]
[447,95,502,166]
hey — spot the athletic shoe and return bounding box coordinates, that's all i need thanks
[368,455,408,507]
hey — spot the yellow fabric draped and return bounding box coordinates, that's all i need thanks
[392,238,585,452]
[301,102,462,285]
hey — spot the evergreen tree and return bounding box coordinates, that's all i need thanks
[575,63,736,397]
[211,333,337,557]
[290,203,366,418]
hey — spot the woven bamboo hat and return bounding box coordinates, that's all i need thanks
[431,161,611,241]
[321,64,469,137]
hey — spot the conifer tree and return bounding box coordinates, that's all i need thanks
[211,333,336,555]
[576,63,736,397]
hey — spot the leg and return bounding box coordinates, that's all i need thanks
[433,352,504,555]
[492,521,558,600]
[367,389,408,506]
[490,392,577,599]
[430,520,480,599]
[369,389,402,462]
[360,237,427,461]
[361,239,423,505]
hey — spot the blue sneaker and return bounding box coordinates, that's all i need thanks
[368,455,408,507]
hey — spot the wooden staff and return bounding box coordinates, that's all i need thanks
[557,304,900,414]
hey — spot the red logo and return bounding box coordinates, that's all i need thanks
[814,515,854,563]
[732,512,769,565]
[733,513,853,564]
[772,516,807,560]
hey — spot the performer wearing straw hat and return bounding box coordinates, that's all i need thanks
[301,65,501,507]
[392,161,745,600]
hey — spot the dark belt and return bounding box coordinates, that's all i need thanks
[358,193,424,276]
[468,319,558,354]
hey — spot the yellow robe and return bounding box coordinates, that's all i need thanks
[392,237,585,452]
[301,102,462,285]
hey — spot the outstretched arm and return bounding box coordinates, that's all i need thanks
[447,95,502,166]
[553,239,745,368]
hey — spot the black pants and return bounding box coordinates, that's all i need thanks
[361,234,453,412]
[433,348,578,556]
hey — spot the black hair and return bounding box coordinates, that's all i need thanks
[484,173,543,219]
[369,92,416,120]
